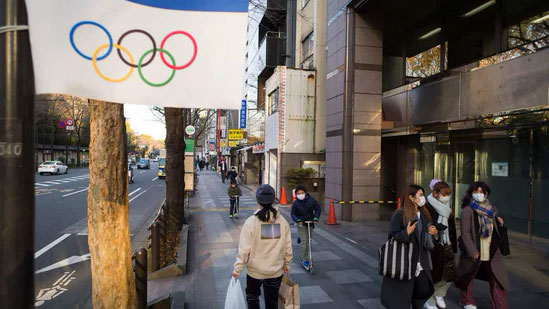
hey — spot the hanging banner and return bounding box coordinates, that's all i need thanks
[239,100,247,129]
[25,0,248,109]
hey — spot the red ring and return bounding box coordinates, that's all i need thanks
[159,31,197,70]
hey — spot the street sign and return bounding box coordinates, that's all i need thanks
[228,129,243,140]
[185,125,196,136]
[253,143,265,154]
[239,100,246,129]
[65,118,74,126]
[184,139,194,156]
[228,140,238,147]
[57,120,65,128]
[209,139,215,144]
[65,126,75,131]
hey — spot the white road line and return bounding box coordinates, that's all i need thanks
[128,188,142,196]
[345,237,358,244]
[34,183,50,187]
[129,190,147,203]
[55,179,71,183]
[139,171,146,174]
[43,181,62,185]
[62,188,89,197]
[34,234,71,259]
[152,177,158,181]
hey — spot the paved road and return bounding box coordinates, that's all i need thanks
[33,163,165,308]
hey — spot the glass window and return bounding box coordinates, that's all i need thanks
[406,42,447,78]
[533,126,549,239]
[301,32,314,67]
[268,88,279,116]
[507,11,549,50]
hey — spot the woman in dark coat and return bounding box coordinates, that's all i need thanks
[455,182,509,309]
[424,180,457,309]
[381,185,438,309]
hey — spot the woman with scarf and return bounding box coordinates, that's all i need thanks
[455,182,509,309]
[424,180,457,309]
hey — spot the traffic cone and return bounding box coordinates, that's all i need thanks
[396,197,401,210]
[280,186,288,205]
[291,189,296,203]
[326,198,338,225]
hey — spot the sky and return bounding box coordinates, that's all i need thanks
[124,104,166,140]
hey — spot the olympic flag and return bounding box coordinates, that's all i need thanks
[25,0,248,109]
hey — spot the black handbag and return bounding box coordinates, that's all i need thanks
[498,221,511,256]
[378,238,414,280]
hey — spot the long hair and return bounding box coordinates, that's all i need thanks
[461,182,491,209]
[401,184,431,224]
[256,203,278,222]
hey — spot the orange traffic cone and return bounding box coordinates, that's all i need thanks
[291,189,296,203]
[280,186,288,205]
[326,198,338,225]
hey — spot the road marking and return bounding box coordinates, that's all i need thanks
[43,181,62,185]
[129,190,147,203]
[35,183,50,187]
[129,187,141,196]
[345,237,358,244]
[35,270,77,306]
[152,177,158,181]
[62,188,88,197]
[35,254,90,274]
[34,234,71,259]
[139,171,146,174]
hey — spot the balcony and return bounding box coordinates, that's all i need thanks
[257,32,286,77]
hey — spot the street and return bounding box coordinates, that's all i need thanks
[33,163,165,308]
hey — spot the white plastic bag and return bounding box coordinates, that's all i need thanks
[224,277,246,309]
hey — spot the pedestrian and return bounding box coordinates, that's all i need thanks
[199,160,204,171]
[227,166,238,184]
[380,184,437,309]
[424,179,457,309]
[455,182,509,309]
[220,158,228,183]
[228,180,242,218]
[205,161,209,170]
[290,185,320,270]
[232,184,292,309]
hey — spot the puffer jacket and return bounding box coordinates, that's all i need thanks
[291,194,321,223]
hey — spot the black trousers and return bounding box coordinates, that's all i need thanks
[246,275,282,309]
[230,198,238,215]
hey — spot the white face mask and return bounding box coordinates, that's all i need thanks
[417,196,426,207]
[438,195,450,203]
[297,194,306,201]
[472,193,486,203]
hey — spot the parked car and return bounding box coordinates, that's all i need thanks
[38,161,68,175]
[153,157,159,163]
[137,158,150,169]
[128,163,134,184]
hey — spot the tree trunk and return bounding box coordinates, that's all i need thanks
[164,107,185,229]
[87,100,136,308]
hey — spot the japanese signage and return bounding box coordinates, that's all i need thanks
[491,162,508,177]
[228,140,238,147]
[252,143,265,154]
[228,129,244,140]
[184,139,194,155]
[239,100,246,128]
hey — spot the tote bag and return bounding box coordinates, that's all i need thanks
[378,238,414,280]
[278,274,300,309]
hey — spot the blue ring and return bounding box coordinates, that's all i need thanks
[70,21,113,61]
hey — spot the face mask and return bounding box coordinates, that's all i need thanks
[472,193,485,203]
[297,194,306,201]
[418,196,426,207]
[438,195,450,203]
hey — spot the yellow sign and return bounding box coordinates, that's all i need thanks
[228,129,244,140]
[228,140,239,147]
[220,140,226,148]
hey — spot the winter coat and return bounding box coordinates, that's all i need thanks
[380,209,435,309]
[227,170,238,182]
[455,205,510,290]
[233,209,293,279]
[290,194,321,223]
[228,186,242,199]
[425,201,458,283]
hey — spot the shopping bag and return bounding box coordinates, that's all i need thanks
[224,277,246,309]
[278,274,300,309]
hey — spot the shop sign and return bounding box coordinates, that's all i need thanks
[252,143,265,154]
[239,100,246,129]
[228,140,238,147]
[228,129,243,140]
[491,162,508,177]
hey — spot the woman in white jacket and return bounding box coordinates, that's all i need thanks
[232,184,293,309]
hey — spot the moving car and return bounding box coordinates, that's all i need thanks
[38,161,68,175]
[128,163,134,184]
[153,157,159,163]
[157,157,166,179]
[137,158,150,169]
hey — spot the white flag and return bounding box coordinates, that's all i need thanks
[25,0,248,109]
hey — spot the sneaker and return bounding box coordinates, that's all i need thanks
[297,237,301,244]
[435,297,446,308]
[301,260,310,270]
[462,305,477,309]
[234,213,238,218]
[229,214,233,218]
[423,303,437,309]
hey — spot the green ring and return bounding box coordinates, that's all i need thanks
[138,48,176,87]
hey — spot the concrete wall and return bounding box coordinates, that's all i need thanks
[279,152,326,207]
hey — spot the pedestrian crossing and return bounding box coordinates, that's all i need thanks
[35,175,90,189]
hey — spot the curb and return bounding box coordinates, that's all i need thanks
[148,224,189,280]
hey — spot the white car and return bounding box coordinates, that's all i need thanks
[38,161,68,175]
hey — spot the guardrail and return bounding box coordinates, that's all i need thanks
[326,198,401,225]
[132,247,147,309]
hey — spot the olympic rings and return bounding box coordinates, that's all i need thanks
[92,43,134,83]
[70,21,198,87]
[117,29,156,68]
[159,31,198,70]
[138,48,176,87]
[70,21,113,61]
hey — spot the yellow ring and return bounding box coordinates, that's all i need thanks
[92,43,134,83]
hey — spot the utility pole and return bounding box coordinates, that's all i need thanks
[0,0,36,307]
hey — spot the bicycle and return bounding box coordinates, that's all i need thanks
[301,221,314,274]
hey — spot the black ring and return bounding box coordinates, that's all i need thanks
[117,29,156,68]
